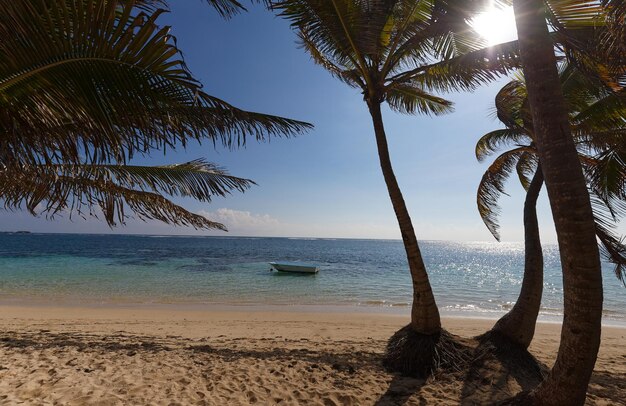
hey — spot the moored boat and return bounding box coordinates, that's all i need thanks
[269,262,319,274]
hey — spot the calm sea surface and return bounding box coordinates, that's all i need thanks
[0,234,624,324]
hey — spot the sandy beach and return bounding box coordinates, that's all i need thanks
[0,305,624,405]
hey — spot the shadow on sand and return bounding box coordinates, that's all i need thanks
[0,329,377,373]
[459,332,547,405]
[374,374,427,406]
[2,329,621,404]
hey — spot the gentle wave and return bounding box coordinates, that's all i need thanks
[358,300,410,307]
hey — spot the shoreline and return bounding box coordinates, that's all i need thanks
[2,303,625,341]
[2,303,625,351]
[2,301,625,328]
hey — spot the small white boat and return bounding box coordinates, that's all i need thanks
[269,262,319,274]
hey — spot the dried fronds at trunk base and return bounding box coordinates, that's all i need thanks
[382,325,472,378]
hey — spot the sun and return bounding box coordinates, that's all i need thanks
[470,6,518,46]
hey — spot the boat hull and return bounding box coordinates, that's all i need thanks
[269,262,319,274]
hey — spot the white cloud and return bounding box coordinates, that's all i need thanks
[199,208,281,234]
[198,208,403,239]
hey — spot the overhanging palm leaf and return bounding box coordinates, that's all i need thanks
[202,0,274,18]
[0,160,254,230]
[1,0,312,232]
[0,0,311,167]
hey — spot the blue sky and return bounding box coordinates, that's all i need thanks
[1,2,622,242]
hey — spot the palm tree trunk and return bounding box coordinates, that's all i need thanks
[367,99,440,335]
[512,0,603,404]
[492,165,544,348]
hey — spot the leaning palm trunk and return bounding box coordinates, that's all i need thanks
[510,0,604,404]
[368,100,470,378]
[491,167,544,348]
[367,100,441,334]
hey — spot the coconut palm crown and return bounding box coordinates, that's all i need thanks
[477,65,626,281]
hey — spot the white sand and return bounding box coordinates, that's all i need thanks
[1,305,624,405]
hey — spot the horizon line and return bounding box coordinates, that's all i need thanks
[0,230,543,244]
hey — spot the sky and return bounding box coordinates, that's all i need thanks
[1,2,622,242]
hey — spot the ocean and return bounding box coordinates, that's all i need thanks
[0,233,624,325]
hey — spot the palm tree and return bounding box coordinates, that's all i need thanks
[438,1,620,402]
[0,0,310,229]
[476,66,626,348]
[272,0,519,376]
[507,0,610,403]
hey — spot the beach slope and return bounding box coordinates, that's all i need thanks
[1,306,624,405]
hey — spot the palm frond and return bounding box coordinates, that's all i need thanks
[477,52,626,286]
[571,88,626,130]
[297,29,363,88]
[74,159,255,201]
[430,27,487,61]
[385,83,454,115]
[275,0,521,99]
[600,0,626,80]
[390,39,522,93]
[383,1,515,64]
[477,147,533,241]
[0,160,255,230]
[494,80,529,129]
[575,128,626,151]
[592,196,626,283]
[475,129,532,162]
[143,0,269,18]
[432,0,512,26]
[201,0,248,18]
[516,152,539,191]
[272,0,371,86]
[542,1,626,90]
[545,0,604,29]
[380,0,436,76]
[581,150,626,214]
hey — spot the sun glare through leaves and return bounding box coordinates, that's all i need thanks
[470,5,518,46]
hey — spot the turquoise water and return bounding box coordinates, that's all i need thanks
[0,234,624,324]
